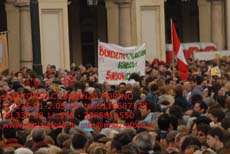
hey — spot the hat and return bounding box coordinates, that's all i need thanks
[78,120,94,132]
[100,128,119,139]
[15,148,33,154]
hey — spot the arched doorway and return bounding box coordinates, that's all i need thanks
[165,0,199,43]
[68,0,107,66]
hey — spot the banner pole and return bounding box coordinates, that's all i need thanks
[170,19,175,78]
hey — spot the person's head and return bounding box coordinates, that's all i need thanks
[89,75,96,83]
[175,132,187,149]
[120,143,139,154]
[159,63,167,72]
[71,133,88,151]
[31,127,46,142]
[28,71,37,79]
[150,67,159,78]
[183,81,192,92]
[46,64,51,71]
[195,76,204,86]
[103,81,111,91]
[191,122,198,136]
[191,94,203,106]
[208,108,225,123]
[204,87,212,97]
[149,83,158,93]
[50,65,56,72]
[119,128,136,139]
[71,62,76,69]
[184,145,201,154]
[196,124,210,144]
[82,73,89,82]
[181,136,201,153]
[14,148,33,154]
[158,113,170,131]
[195,116,212,126]
[16,72,23,80]
[140,76,146,87]
[133,132,155,154]
[119,82,126,93]
[168,78,177,88]
[217,87,225,96]
[191,117,211,136]
[100,128,119,139]
[74,107,87,121]
[111,133,132,154]
[169,105,183,120]
[85,64,93,72]
[193,101,208,114]
[206,127,225,150]
[139,100,155,118]
[87,142,106,154]
[56,133,70,148]
[16,130,27,145]
[221,117,230,130]
[166,130,178,145]
[173,84,183,97]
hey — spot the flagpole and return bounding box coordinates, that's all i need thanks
[170,19,175,78]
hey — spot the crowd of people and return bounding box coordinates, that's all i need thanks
[0,57,229,154]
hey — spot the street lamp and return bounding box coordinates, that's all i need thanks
[87,0,98,6]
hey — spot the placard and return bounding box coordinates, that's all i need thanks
[98,41,146,85]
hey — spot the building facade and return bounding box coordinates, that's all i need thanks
[0,0,230,73]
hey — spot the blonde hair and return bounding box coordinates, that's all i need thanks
[87,142,106,154]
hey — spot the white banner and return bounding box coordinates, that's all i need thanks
[193,51,230,61]
[98,41,146,85]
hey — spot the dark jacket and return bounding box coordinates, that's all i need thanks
[174,95,189,112]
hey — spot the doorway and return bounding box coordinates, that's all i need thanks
[68,0,107,67]
[165,0,199,43]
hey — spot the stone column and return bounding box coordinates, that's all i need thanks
[16,0,33,68]
[211,0,225,50]
[5,0,20,72]
[198,0,211,42]
[226,0,230,50]
[105,0,119,44]
[116,0,132,46]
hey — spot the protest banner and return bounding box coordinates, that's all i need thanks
[98,41,146,85]
[210,66,221,77]
[193,50,230,61]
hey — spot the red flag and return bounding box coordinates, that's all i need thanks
[171,19,188,80]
